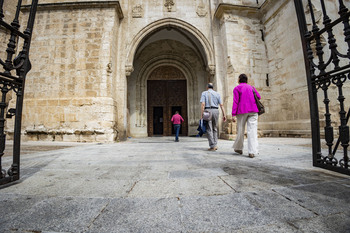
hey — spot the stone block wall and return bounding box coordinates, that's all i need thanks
[259,0,311,136]
[6,2,123,142]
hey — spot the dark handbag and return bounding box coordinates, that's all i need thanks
[252,88,265,115]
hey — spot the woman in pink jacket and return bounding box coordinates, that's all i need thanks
[232,74,261,158]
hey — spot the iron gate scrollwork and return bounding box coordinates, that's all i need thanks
[0,0,38,185]
[295,0,350,175]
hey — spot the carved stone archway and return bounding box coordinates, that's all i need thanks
[134,55,199,136]
[125,18,216,77]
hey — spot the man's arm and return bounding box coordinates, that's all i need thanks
[201,102,205,119]
[220,104,227,122]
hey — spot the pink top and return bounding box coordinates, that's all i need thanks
[232,83,261,116]
[171,114,184,124]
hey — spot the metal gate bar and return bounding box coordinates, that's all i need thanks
[295,0,350,175]
[0,0,38,185]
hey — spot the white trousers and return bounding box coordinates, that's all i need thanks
[233,112,258,155]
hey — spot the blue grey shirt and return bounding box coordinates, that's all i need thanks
[200,89,222,108]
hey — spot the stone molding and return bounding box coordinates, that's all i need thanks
[215,0,291,24]
[21,1,124,19]
[125,17,215,78]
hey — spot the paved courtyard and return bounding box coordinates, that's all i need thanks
[0,137,349,232]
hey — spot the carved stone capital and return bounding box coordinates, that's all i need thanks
[125,65,134,76]
[207,65,216,76]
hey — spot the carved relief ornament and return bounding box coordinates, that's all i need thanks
[164,0,175,12]
[196,4,207,17]
[132,4,143,18]
[208,65,216,76]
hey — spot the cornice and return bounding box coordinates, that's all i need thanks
[214,0,290,23]
[214,3,260,19]
[21,1,124,19]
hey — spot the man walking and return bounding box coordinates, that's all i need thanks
[200,83,226,151]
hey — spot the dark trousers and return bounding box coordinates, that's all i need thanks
[174,124,180,141]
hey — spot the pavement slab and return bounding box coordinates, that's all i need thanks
[0,194,108,233]
[0,137,349,232]
[87,198,182,233]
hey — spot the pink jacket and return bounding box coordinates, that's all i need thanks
[232,83,261,116]
[171,114,184,124]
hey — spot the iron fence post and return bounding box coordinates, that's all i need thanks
[294,0,321,166]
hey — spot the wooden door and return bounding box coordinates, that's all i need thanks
[147,80,187,136]
[166,80,187,136]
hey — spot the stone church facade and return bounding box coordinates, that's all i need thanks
[2,0,349,142]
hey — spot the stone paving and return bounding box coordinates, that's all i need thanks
[0,137,349,233]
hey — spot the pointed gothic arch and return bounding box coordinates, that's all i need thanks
[125,17,216,77]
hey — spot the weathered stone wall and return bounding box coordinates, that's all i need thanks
[8,2,123,142]
[259,0,311,136]
[0,1,17,60]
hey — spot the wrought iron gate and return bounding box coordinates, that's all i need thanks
[0,0,38,185]
[295,0,350,175]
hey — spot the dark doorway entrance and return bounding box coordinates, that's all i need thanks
[153,107,163,135]
[147,66,188,137]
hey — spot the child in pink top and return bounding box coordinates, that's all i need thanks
[171,111,184,142]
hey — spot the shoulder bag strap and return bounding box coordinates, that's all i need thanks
[252,86,258,98]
